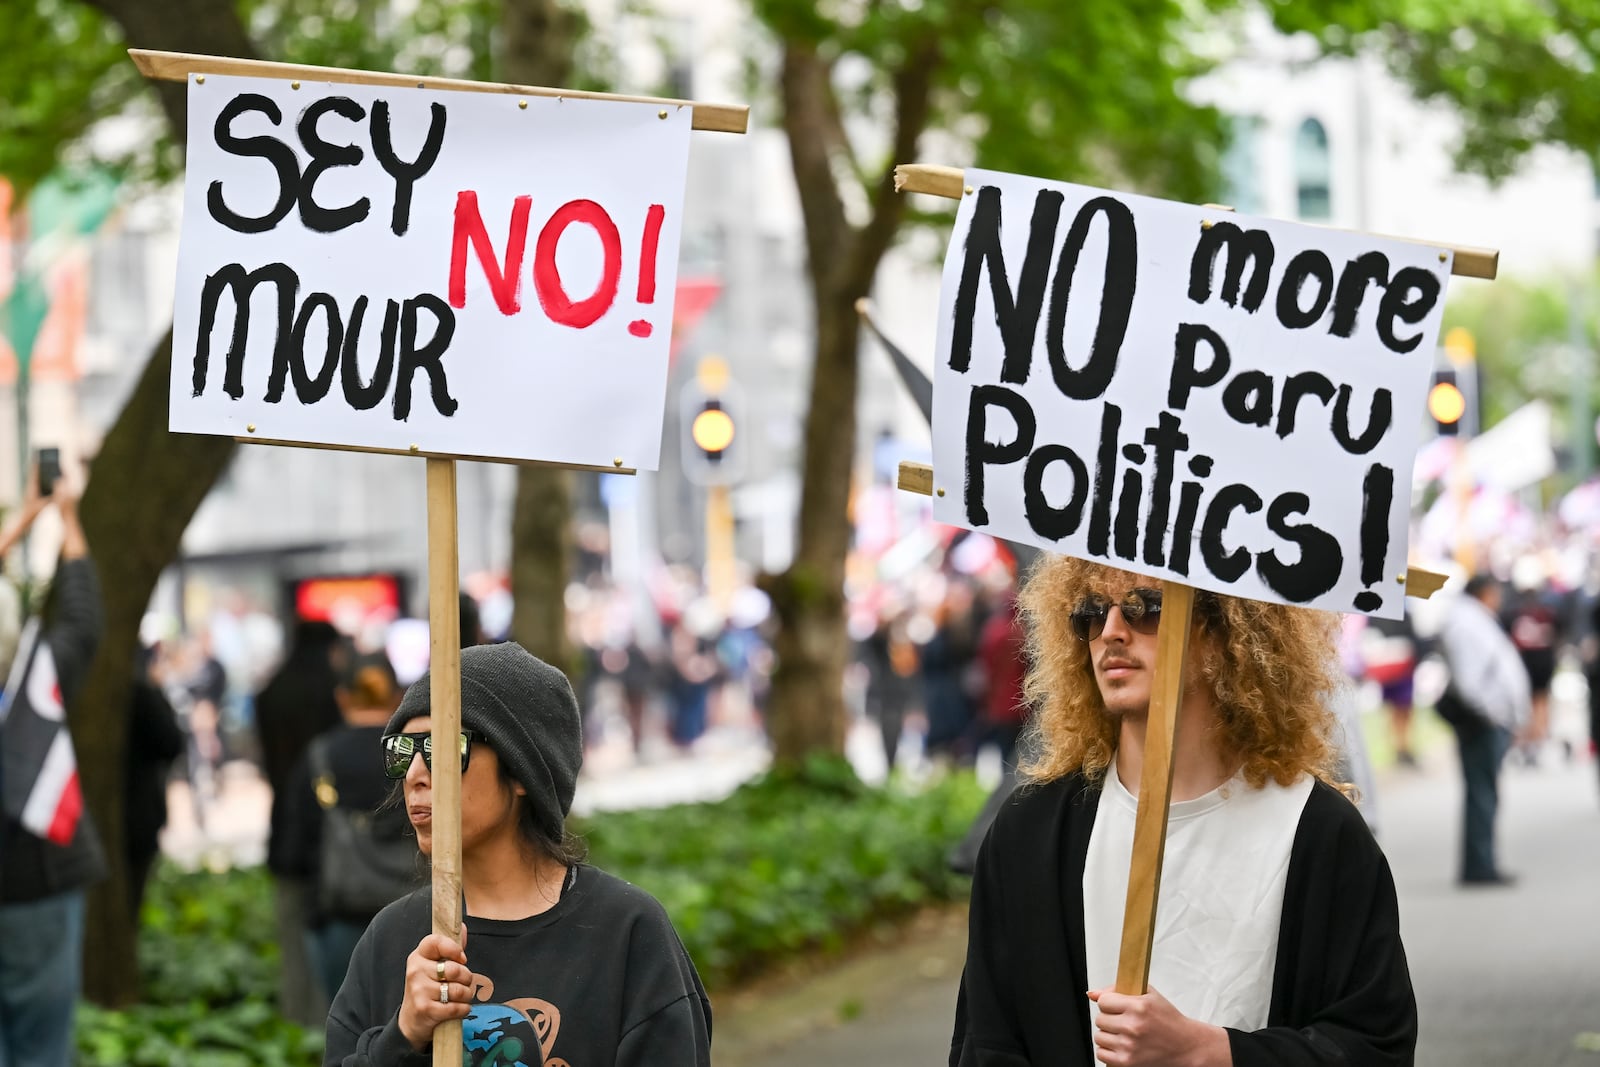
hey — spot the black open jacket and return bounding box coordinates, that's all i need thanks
[952,771,1416,1066]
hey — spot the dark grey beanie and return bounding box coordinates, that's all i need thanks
[389,642,582,844]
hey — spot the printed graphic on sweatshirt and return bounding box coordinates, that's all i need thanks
[462,996,567,1067]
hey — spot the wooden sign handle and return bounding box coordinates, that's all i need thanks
[425,458,464,1067]
[1114,581,1195,994]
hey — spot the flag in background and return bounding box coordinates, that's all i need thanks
[1,619,84,846]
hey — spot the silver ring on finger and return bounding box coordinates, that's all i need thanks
[436,960,446,982]
[439,982,450,1004]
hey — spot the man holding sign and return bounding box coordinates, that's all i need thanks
[919,169,1452,1066]
[951,558,1416,1066]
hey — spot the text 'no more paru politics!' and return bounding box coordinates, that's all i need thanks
[169,74,693,470]
[930,169,1453,618]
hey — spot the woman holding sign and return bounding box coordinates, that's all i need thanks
[325,643,712,1067]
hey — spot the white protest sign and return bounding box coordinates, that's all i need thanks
[931,168,1453,618]
[171,74,693,469]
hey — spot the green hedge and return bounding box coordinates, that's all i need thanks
[577,757,986,985]
[77,762,986,1064]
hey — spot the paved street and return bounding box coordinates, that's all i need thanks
[718,740,1600,1066]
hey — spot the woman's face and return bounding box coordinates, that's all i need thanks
[401,715,523,858]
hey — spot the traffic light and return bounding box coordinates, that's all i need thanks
[680,357,742,485]
[1428,368,1466,436]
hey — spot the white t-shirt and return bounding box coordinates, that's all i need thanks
[1083,768,1314,1055]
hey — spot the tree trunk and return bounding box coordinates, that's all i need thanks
[762,38,938,767]
[509,467,573,669]
[75,335,239,1006]
[764,291,862,763]
[71,0,258,1008]
[500,0,579,672]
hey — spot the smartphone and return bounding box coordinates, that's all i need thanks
[37,447,60,497]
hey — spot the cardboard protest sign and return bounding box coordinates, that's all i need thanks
[931,168,1454,618]
[171,74,692,469]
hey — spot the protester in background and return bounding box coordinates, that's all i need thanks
[255,619,346,1027]
[459,591,485,648]
[1504,572,1558,764]
[665,622,717,751]
[862,603,920,774]
[1364,613,1420,767]
[920,580,980,764]
[954,560,1415,1065]
[325,642,712,1066]
[975,588,1028,768]
[0,471,104,1067]
[283,653,418,1002]
[125,644,184,922]
[1436,574,1531,886]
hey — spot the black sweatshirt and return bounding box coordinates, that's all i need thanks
[326,867,712,1067]
[952,772,1417,1066]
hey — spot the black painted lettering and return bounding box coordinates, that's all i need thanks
[372,100,447,237]
[207,95,299,234]
[281,292,343,403]
[1200,483,1263,583]
[1114,464,1143,561]
[1168,324,1230,409]
[394,294,459,420]
[194,262,299,400]
[1187,221,1274,312]
[296,96,372,233]
[1222,370,1274,427]
[1275,250,1334,329]
[1141,411,1190,568]
[1023,444,1089,540]
[1169,454,1215,577]
[1333,385,1392,454]
[1087,402,1123,557]
[949,186,1062,378]
[1376,267,1442,353]
[1255,492,1342,602]
[342,297,398,410]
[1329,251,1389,338]
[1275,372,1335,438]
[963,385,1037,527]
[1045,196,1136,400]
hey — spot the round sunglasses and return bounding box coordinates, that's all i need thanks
[1069,588,1164,642]
[380,729,477,779]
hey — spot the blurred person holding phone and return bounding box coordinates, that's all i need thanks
[0,457,104,1067]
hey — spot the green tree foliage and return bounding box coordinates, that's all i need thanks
[1268,1,1600,181]
[0,0,514,1008]
[752,0,1600,763]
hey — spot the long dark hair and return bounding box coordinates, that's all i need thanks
[494,758,587,867]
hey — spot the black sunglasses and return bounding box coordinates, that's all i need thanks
[1070,588,1164,642]
[381,730,477,779]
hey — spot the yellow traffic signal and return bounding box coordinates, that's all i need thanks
[1428,380,1466,427]
[691,406,735,454]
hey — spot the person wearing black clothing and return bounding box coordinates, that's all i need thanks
[953,559,1415,1066]
[256,619,346,1027]
[0,476,103,1067]
[125,647,184,921]
[282,654,419,1000]
[326,642,711,1066]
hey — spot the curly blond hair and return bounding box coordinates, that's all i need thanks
[1018,557,1343,789]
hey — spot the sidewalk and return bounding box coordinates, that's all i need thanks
[710,716,1600,1067]
[158,717,905,867]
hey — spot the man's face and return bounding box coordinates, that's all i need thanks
[1071,577,1169,719]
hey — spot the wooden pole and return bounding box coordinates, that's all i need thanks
[425,458,463,1067]
[891,163,1501,281]
[128,49,749,134]
[1113,582,1193,994]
